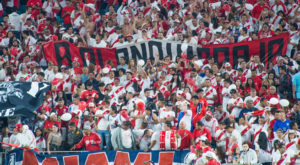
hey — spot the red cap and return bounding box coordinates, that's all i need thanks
[137,102,145,111]
[15,123,23,131]
[114,77,120,81]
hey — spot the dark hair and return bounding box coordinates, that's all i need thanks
[196,121,204,126]
[165,121,172,128]
[69,122,76,127]
[290,121,297,129]
[258,132,268,150]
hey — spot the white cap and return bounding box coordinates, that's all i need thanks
[50,112,56,117]
[279,99,289,107]
[102,67,110,74]
[61,113,72,121]
[269,98,279,105]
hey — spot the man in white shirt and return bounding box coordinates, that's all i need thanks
[86,32,107,48]
[240,143,258,164]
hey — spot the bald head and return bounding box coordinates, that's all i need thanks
[179,121,186,130]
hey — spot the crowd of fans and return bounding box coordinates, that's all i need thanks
[0,0,299,164]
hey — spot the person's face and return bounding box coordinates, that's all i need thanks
[52,125,58,132]
[69,125,76,131]
[87,85,93,91]
[205,80,211,87]
[58,100,64,106]
[36,129,42,136]
[179,122,186,130]
[84,129,89,135]
[247,101,253,108]
[242,144,249,152]
[270,87,276,94]
[239,117,245,124]
[196,124,202,130]
[205,115,212,121]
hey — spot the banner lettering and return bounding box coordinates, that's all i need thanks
[5,149,189,165]
[43,33,289,67]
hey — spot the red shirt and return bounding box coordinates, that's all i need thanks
[54,105,68,117]
[37,23,54,34]
[62,6,75,24]
[207,159,221,165]
[75,132,102,151]
[252,76,262,91]
[43,120,61,130]
[27,0,42,19]
[178,129,192,149]
[80,90,99,103]
[193,127,212,143]
[252,3,269,19]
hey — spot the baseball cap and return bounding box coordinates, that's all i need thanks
[15,123,23,131]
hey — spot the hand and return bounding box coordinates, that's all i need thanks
[70,146,75,150]
[144,148,149,152]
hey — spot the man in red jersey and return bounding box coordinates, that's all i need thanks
[192,121,211,145]
[72,125,102,151]
[177,121,192,149]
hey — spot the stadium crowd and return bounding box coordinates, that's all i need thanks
[0,0,299,164]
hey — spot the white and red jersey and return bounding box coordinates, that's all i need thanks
[16,72,31,81]
[271,2,287,15]
[238,35,251,43]
[42,1,60,18]
[285,139,297,152]
[215,129,226,147]
[257,71,267,79]
[200,118,219,137]
[251,123,269,147]
[203,86,217,106]
[226,69,237,79]
[287,4,298,17]
[244,96,261,107]
[93,13,101,22]
[111,85,126,98]
[71,11,83,29]
[239,21,254,33]
[276,150,293,165]
[214,111,229,123]
[198,38,213,46]
[160,110,175,126]
[139,77,151,92]
[236,124,252,143]
[242,68,251,79]
[95,109,110,130]
[249,61,264,70]
[228,97,244,117]
[22,23,37,32]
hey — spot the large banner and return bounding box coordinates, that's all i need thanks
[43,33,289,67]
[5,148,190,165]
[0,82,50,117]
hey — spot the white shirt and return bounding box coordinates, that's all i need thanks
[121,129,132,148]
[228,97,244,117]
[87,38,107,48]
[9,12,21,31]
[151,132,160,150]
